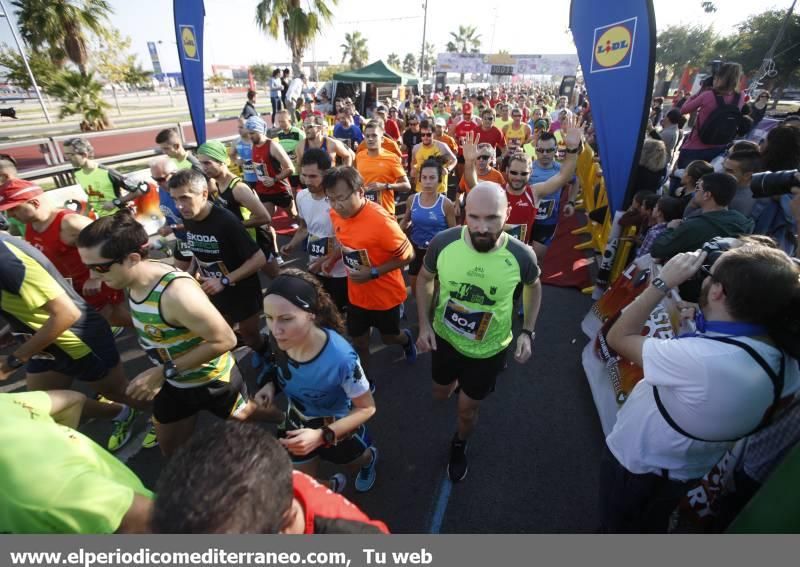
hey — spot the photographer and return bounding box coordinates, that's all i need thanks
[601,243,800,532]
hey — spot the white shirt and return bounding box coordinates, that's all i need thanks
[295,189,347,278]
[606,334,800,481]
[286,78,304,103]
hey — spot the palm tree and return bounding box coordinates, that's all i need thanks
[418,42,436,78]
[402,53,417,75]
[340,31,368,69]
[446,25,482,83]
[387,53,401,70]
[12,0,113,75]
[47,71,111,131]
[255,0,338,76]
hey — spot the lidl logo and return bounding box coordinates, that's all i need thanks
[180,25,199,62]
[590,17,636,73]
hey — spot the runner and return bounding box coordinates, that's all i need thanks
[76,209,256,456]
[252,269,378,492]
[244,116,298,221]
[415,182,542,482]
[0,390,153,533]
[456,144,505,219]
[433,118,459,159]
[323,166,416,377]
[0,229,145,453]
[154,128,203,173]
[333,111,364,150]
[354,120,411,215]
[410,120,457,195]
[196,141,281,278]
[401,117,424,171]
[476,107,507,153]
[272,110,305,185]
[355,117,403,158]
[450,101,482,181]
[149,157,193,271]
[495,103,512,132]
[168,169,268,355]
[296,114,354,168]
[399,159,457,296]
[230,117,259,190]
[152,421,389,533]
[280,149,349,312]
[502,107,534,149]
[2,179,130,327]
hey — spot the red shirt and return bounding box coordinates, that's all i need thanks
[477,126,506,150]
[252,139,291,195]
[384,118,401,141]
[506,185,538,243]
[293,471,389,534]
[453,118,481,154]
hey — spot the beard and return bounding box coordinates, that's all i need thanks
[508,178,527,191]
[468,228,502,252]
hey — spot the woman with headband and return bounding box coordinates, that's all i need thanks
[254,269,378,493]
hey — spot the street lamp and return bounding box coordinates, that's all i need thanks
[0,0,52,123]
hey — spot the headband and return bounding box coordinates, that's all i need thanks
[266,274,318,312]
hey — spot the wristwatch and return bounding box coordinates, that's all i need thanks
[384,182,391,191]
[320,425,337,447]
[112,198,123,208]
[651,277,670,294]
[370,267,380,279]
[519,329,536,341]
[163,360,180,381]
[5,354,24,370]
[220,276,232,287]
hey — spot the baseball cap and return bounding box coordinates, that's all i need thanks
[0,179,44,211]
[462,102,473,114]
[434,117,446,127]
[244,116,267,134]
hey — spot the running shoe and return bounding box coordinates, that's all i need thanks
[111,326,125,338]
[402,328,417,364]
[448,433,468,482]
[330,473,347,494]
[108,407,138,452]
[141,419,159,449]
[355,446,378,492]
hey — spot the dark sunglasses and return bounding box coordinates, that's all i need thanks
[477,155,491,160]
[85,257,126,274]
[152,175,172,183]
[536,148,556,153]
[421,132,433,137]
[509,170,530,177]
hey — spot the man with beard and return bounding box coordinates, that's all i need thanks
[244,116,297,221]
[414,182,542,483]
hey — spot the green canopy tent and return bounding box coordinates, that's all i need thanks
[332,60,419,86]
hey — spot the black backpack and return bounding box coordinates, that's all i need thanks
[697,92,746,146]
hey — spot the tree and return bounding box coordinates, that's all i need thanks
[387,53,401,69]
[403,53,417,74]
[46,71,111,131]
[250,63,272,91]
[207,74,227,91]
[318,63,348,82]
[655,24,718,84]
[123,59,152,92]
[0,44,59,90]
[340,31,368,69]
[701,2,717,13]
[92,29,132,115]
[446,25,481,83]
[12,0,114,75]
[418,42,436,78]
[255,0,338,76]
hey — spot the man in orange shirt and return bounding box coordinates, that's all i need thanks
[323,166,416,377]
[354,120,411,215]
[355,119,403,159]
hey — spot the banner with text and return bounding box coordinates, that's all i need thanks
[569,0,656,214]
[173,0,206,144]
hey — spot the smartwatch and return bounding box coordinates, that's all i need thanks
[220,276,232,287]
[321,425,337,447]
[5,354,24,370]
[163,360,180,381]
[112,198,123,208]
[651,277,670,294]
[370,267,380,280]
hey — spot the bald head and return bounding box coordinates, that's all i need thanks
[466,182,508,214]
[464,182,510,253]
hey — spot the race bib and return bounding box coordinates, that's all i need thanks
[341,247,371,273]
[536,199,556,221]
[254,162,269,181]
[243,160,256,174]
[442,298,493,341]
[307,235,333,259]
[196,258,230,280]
[505,223,528,241]
[365,191,379,203]
[141,344,173,367]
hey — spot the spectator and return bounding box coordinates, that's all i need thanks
[241,90,258,120]
[619,190,658,244]
[634,138,668,194]
[286,74,305,122]
[269,69,282,125]
[649,97,664,127]
[660,108,686,162]
[675,159,714,214]
[748,90,771,128]
[636,196,684,258]
[280,68,290,110]
[722,149,761,217]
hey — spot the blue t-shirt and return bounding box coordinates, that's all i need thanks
[332,124,364,146]
[529,161,572,226]
[410,193,448,248]
[236,140,257,183]
[158,188,186,240]
[276,329,370,419]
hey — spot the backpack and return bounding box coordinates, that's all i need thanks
[697,92,746,146]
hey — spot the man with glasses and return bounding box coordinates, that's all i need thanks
[476,110,506,155]
[503,108,534,150]
[0,197,147,453]
[323,166,417,379]
[410,120,457,195]
[150,157,193,271]
[527,131,580,259]
[296,114,354,169]
[355,120,411,215]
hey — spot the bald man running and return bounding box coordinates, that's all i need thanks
[415,182,542,483]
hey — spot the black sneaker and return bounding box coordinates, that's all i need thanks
[447,434,468,482]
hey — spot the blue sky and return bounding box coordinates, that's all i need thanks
[0,0,792,75]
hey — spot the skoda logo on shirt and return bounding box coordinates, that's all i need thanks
[591,17,636,73]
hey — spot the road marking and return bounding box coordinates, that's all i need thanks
[428,472,453,534]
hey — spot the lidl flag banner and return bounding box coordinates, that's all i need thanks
[569,0,656,214]
[173,0,206,144]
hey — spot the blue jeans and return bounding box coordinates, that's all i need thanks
[270,96,282,124]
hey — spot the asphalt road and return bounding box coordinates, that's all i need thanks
[1,236,602,534]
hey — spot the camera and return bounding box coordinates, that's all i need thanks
[750,170,799,198]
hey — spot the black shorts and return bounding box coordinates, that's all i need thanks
[431,333,508,401]
[24,326,120,382]
[316,274,348,313]
[347,304,402,338]
[258,191,294,210]
[279,407,371,465]
[212,278,263,324]
[530,223,558,247]
[408,243,427,276]
[153,372,247,424]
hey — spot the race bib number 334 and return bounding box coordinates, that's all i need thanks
[443,299,493,341]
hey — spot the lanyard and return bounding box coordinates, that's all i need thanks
[679,310,768,338]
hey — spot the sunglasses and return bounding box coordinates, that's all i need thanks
[85,256,126,274]
[536,148,556,153]
[509,170,530,177]
[477,155,491,160]
[409,122,419,126]
[152,175,171,183]
[421,132,432,137]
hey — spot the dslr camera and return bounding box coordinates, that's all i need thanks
[750,170,799,198]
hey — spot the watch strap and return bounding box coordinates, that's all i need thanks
[651,277,670,294]
[6,354,24,369]
[520,329,536,341]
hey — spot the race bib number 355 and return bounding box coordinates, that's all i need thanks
[443,299,493,341]
[341,248,371,272]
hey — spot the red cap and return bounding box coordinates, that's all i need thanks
[0,179,44,211]
[462,102,473,114]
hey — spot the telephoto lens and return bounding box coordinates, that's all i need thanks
[750,169,799,198]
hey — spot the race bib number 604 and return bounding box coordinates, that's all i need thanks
[443,299,493,341]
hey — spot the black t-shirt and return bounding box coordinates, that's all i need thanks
[402,130,423,169]
[183,204,262,308]
[241,101,258,119]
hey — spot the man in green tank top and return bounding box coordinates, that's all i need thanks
[77,210,257,456]
[154,128,203,173]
